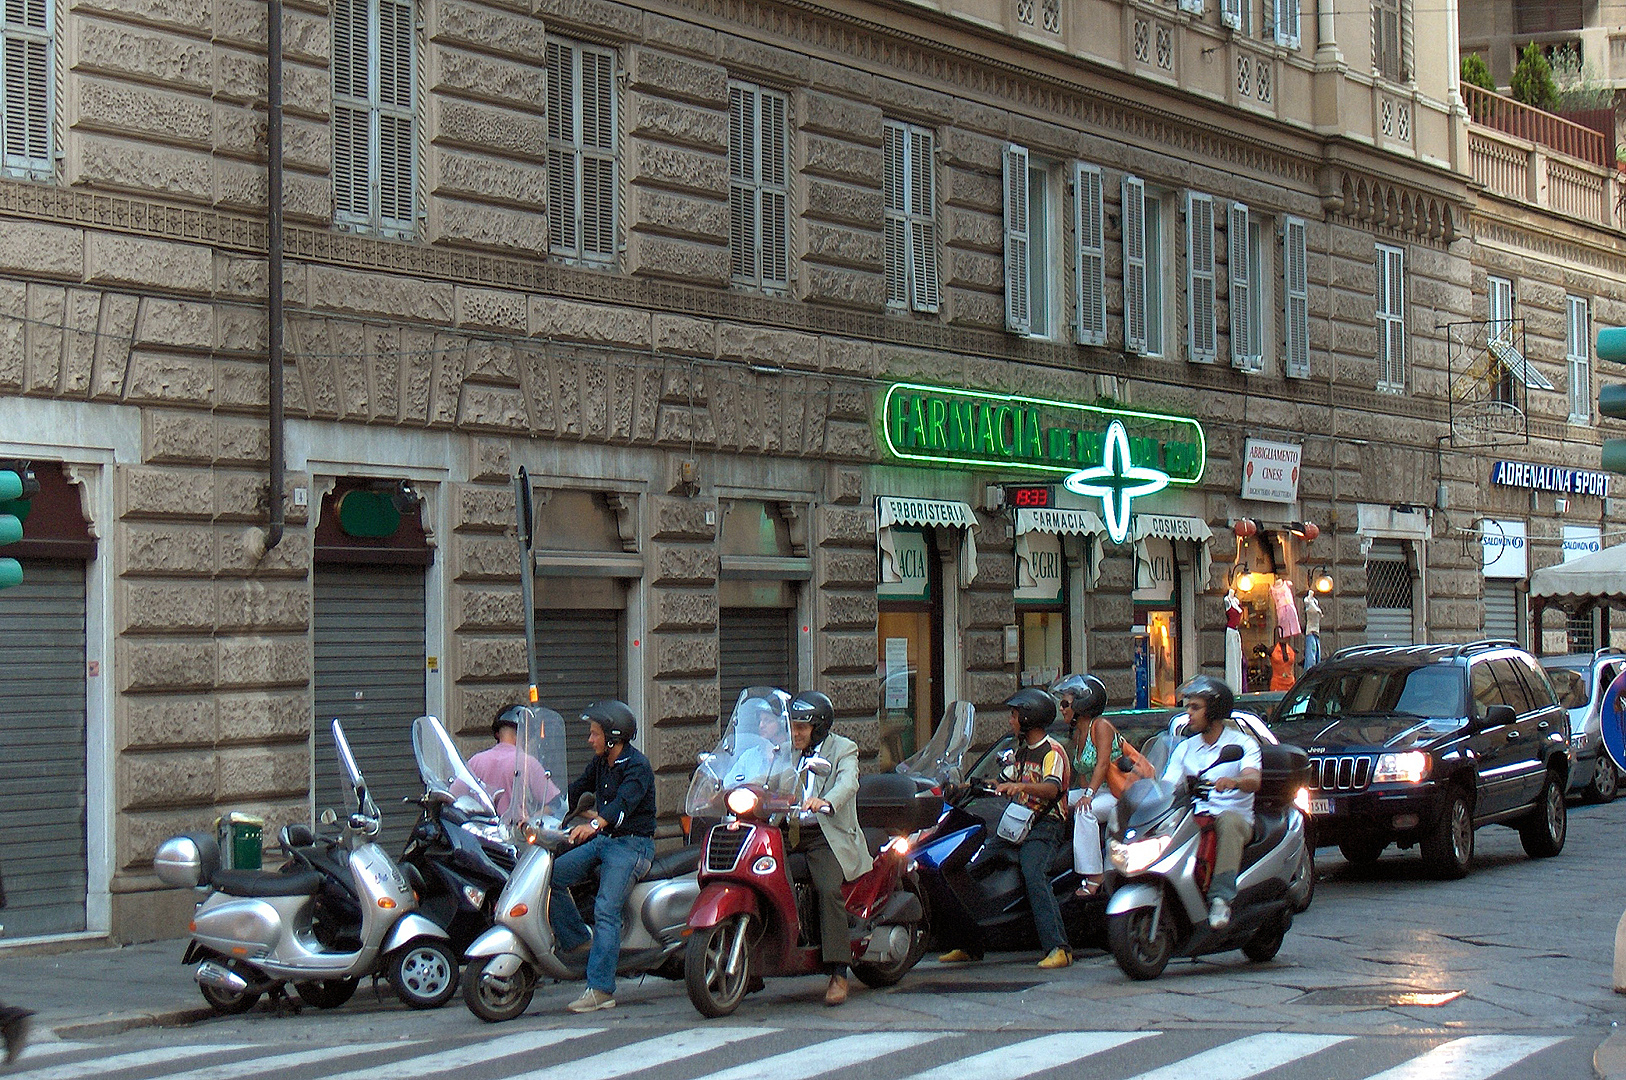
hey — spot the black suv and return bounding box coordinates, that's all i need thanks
[1272,640,1570,878]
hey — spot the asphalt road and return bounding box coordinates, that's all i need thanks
[11,796,1626,1080]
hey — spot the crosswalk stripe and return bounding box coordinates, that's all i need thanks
[899,1031,1159,1080]
[14,1042,94,1063]
[1358,1035,1567,1080]
[316,1028,603,1080]
[8,1044,255,1080]
[688,1031,949,1080]
[1120,1033,1353,1080]
[500,1026,778,1080]
[154,1039,414,1080]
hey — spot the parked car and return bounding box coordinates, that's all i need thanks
[1270,640,1570,879]
[1539,650,1624,803]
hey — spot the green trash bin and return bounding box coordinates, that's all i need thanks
[216,812,264,871]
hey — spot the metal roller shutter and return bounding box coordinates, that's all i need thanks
[720,608,794,719]
[535,610,623,762]
[1484,581,1519,644]
[0,561,88,937]
[1365,540,1414,645]
[314,566,426,850]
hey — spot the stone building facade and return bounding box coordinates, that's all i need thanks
[0,0,1621,944]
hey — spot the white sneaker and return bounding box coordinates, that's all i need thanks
[1208,897,1231,930]
[566,988,616,1013]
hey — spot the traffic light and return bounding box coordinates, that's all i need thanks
[1599,329,1626,474]
[0,463,36,590]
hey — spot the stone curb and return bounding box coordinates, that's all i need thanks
[50,1006,214,1040]
[1595,1029,1626,1080]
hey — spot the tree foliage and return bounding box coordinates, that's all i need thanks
[1510,42,1558,111]
[1460,53,1495,93]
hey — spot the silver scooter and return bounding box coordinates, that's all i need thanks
[461,705,700,1022]
[155,719,459,1013]
[1103,741,1311,980]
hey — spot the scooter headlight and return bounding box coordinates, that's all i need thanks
[726,788,760,817]
[1109,834,1172,875]
[461,820,508,845]
[1293,786,1312,814]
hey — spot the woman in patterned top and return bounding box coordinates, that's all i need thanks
[1056,674,1117,899]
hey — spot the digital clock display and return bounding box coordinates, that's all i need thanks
[1005,485,1053,508]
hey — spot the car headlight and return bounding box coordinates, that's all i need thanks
[726,788,760,817]
[1373,751,1430,784]
[1109,834,1172,875]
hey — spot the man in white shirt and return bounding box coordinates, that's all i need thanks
[1160,675,1262,930]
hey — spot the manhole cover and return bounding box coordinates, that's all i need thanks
[1296,987,1463,1007]
[896,981,1043,994]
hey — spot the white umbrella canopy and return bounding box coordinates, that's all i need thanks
[1530,542,1626,606]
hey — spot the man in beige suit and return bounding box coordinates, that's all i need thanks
[784,689,872,1006]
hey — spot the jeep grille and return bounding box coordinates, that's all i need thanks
[1309,754,1373,791]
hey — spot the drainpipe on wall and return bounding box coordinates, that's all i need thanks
[264,0,285,553]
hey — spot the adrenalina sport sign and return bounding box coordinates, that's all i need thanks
[880,383,1206,484]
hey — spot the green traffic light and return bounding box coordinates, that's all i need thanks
[1601,328,1626,365]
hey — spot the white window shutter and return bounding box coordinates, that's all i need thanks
[1284,216,1309,378]
[760,90,789,288]
[1222,0,1242,31]
[1122,174,1147,355]
[1004,143,1031,335]
[580,47,616,261]
[909,126,939,313]
[1488,276,1513,342]
[1229,201,1256,371]
[884,121,908,308]
[1074,162,1106,346]
[376,0,414,230]
[1186,192,1217,363]
[1,0,50,173]
[546,41,577,256]
[1275,0,1300,47]
[1178,0,1203,13]
[728,85,755,284]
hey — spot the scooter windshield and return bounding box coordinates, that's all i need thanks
[506,704,566,828]
[896,701,975,787]
[331,719,379,821]
[1120,777,1178,832]
[686,686,794,817]
[412,715,499,819]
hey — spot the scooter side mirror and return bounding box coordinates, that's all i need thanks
[1217,744,1244,764]
[319,808,338,826]
[996,748,1016,767]
[802,755,833,778]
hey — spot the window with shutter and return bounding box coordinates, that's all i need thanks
[1185,192,1217,363]
[1374,0,1404,81]
[883,120,939,313]
[1488,276,1513,343]
[1568,295,1591,423]
[1229,202,1260,371]
[1178,0,1204,13]
[1283,215,1309,378]
[1274,0,1301,47]
[1074,163,1106,346]
[1222,0,1242,30]
[0,0,50,177]
[1004,143,1031,335]
[331,0,416,235]
[728,84,790,291]
[547,39,618,265]
[1122,174,1147,355]
[1376,243,1406,392]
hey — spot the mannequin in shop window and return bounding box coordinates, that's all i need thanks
[1270,637,1297,692]
[1303,589,1322,671]
[1224,589,1244,692]
[1270,577,1302,638]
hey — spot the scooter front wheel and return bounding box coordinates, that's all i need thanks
[462,954,536,1023]
[1107,904,1176,981]
[387,939,459,1009]
[685,914,754,1018]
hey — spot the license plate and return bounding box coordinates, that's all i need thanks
[1309,798,1332,815]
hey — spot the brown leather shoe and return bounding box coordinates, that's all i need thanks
[823,974,849,1006]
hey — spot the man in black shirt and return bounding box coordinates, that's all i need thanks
[549,699,657,1013]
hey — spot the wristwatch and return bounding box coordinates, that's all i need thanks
[590,817,604,833]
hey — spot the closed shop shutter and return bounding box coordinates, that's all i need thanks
[535,610,623,754]
[719,608,794,718]
[0,561,87,936]
[1484,581,1519,644]
[314,566,426,850]
[1365,540,1414,645]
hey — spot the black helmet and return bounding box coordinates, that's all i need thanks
[1003,687,1057,733]
[491,704,525,738]
[789,690,836,747]
[1053,674,1107,721]
[1178,675,1233,721]
[582,699,637,745]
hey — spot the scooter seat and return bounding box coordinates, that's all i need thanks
[1240,809,1289,872]
[212,868,324,897]
[641,845,701,881]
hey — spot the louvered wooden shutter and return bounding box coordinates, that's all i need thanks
[1,0,49,173]
[1488,276,1513,342]
[1122,174,1147,355]
[908,126,939,313]
[1274,0,1300,47]
[1186,192,1217,363]
[729,85,755,284]
[331,0,370,221]
[1074,163,1105,346]
[1004,143,1031,335]
[759,90,788,288]
[1222,0,1242,30]
[1568,295,1590,422]
[1178,0,1203,13]
[580,46,616,262]
[1284,216,1309,378]
[1376,244,1406,389]
[883,121,908,308]
[1229,201,1258,371]
[376,0,414,230]
[546,41,577,257]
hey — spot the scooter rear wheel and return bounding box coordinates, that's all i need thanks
[1107,905,1175,981]
[1242,912,1289,962]
[387,939,459,1009]
[685,914,753,1018]
[197,957,261,1015]
[853,878,929,989]
[462,954,536,1023]
[293,977,358,1009]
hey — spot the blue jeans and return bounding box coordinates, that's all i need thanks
[982,816,1069,954]
[549,833,655,994]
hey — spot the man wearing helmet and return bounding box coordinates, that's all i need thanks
[461,704,559,817]
[780,689,871,1006]
[1161,675,1262,930]
[549,699,657,1013]
[942,687,1074,969]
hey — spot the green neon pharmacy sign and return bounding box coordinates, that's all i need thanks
[880,383,1206,485]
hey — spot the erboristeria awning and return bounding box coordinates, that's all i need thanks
[877,497,979,588]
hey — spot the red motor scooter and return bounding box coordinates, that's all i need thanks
[681,687,942,1017]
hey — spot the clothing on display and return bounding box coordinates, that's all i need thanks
[1303,632,1321,670]
[1303,592,1322,635]
[1269,639,1296,691]
[1270,579,1301,637]
[1224,590,1244,691]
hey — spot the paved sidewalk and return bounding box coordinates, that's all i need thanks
[0,939,207,1039]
